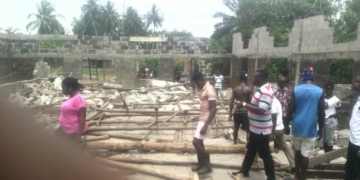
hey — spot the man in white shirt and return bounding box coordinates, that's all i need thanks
[339,77,360,180]
[323,82,341,153]
[214,71,224,100]
[271,97,295,172]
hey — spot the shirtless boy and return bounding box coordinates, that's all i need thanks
[229,72,252,144]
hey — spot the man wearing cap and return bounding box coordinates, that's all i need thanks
[285,67,325,180]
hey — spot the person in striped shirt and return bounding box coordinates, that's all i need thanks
[232,70,275,180]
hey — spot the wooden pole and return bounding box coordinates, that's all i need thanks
[87,141,246,153]
[159,111,181,127]
[309,147,348,167]
[82,135,110,142]
[87,125,233,132]
[108,156,290,171]
[142,82,191,93]
[95,158,192,180]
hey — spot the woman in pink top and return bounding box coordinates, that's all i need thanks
[57,77,88,144]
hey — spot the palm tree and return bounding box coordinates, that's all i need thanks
[5,27,20,34]
[212,0,240,40]
[123,7,144,36]
[101,1,121,36]
[26,0,63,34]
[144,4,164,32]
[81,0,100,36]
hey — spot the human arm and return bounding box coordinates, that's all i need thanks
[75,107,87,143]
[200,100,217,135]
[269,113,277,141]
[284,92,295,135]
[229,91,235,121]
[317,91,325,140]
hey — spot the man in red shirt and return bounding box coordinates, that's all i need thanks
[190,72,217,175]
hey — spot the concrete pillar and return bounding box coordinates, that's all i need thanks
[158,58,174,82]
[63,56,83,79]
[247,59,256,89]
[114,58,137,88]
[231,57,242,88]
[352,59,360,82]
[136,60,139,72]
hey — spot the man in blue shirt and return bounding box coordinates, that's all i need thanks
[285,67,325,180]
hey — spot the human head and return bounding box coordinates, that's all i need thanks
[61,77,83,96]
[324,82,334,96]
[253,69,269,87]
[191,72,205,90]
[239,72,247,82]
[277,74,287,89]
[354,77,360,92]
[301,66,315,83]
[216,71,220,76]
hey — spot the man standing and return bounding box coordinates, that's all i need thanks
[190,72,217,175]
[271,95,296,172]
[323,82,341,153]
[285,67,325,180]
[214,71,224,100]
[229,72,251,144]
[338,77,360,180]
[273,75,295,171]
[273,75,290,152]
[232,70,275,180]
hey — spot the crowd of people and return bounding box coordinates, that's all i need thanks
[54,66,359,180]
[191,68,360,180]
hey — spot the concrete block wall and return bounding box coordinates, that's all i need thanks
[157,58,174,82]
[232,15,360,58]
[0,34,228,58]
[198,59,212,77]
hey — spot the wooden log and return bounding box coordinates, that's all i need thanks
[102,83,123,90]
[142,82,191,93]
[227,171,241,180]
[159,111,181,127]
[309,147,348,167]
[87,141,246,153]
[82,135,110,142]
[103,112,228,116]
[108,156,290,171]
[90,132,147,141]
[95,158,191,180]
[111,101,230,106]
[87,125,233,132]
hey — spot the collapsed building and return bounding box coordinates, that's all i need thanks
[0,15,359,179]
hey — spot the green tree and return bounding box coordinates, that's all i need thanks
[26,0,63,34]
[123,7,144,36]
[334,0,360,43]
[174,59,184,71]
[139,59,158,73]
[5,27,20,34]
[101,1,121,36]
[81,0,101,36]
[144,4,164,31]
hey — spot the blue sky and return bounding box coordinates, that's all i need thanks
[0,0,232,37]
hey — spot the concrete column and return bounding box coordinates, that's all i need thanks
[158,58,174,82]
[231,57,242,88]
[136,60,139,72]
[247,59,256,89]
[63,56,83,79]
[114,58,137,88]
[352,59,360,82]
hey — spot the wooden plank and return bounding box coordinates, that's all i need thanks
[87,125,233,132]
[309,147,348,167]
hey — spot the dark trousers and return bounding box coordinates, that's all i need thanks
[241,132,275,180]
[345,141,360,180]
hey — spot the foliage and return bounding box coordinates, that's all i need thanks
[174,59,183,71]
[333,0,360,43]
[148,29,193,37]
[139,59,158,73]
[144,4,164,31]
[123,7,146,36]
[39,40,62,49]
[212,0,338,49]
[102,1,121,36]
[330,59,354,84]
[265,58,288,82]
[5,27,20,34]
[26,0,64,34]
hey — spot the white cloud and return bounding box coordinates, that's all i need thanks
[0,0,232,37]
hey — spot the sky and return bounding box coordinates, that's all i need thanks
[0,0,232,37]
